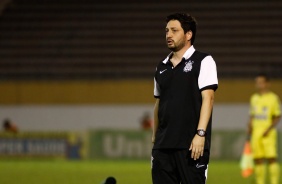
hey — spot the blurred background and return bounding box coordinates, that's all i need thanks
[0,0,281,183]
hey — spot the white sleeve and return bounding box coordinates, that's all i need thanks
[198,55,218,91]
[154,77,161,98]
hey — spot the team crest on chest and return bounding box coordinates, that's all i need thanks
[183,60,194,72]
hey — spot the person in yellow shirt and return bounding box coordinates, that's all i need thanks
[247,73,281,184]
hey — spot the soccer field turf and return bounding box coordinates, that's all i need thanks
[0,159,276,184]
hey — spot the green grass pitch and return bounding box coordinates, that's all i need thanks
[0,159,278,184]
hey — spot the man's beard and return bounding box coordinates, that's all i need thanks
[167,40,185,52]
[168,45,178,52]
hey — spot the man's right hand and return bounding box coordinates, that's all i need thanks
[152,136,155,143]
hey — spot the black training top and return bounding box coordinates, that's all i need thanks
[153,46,218,150]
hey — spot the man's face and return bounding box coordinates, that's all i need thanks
[166,20,187,52]
[255,76,268,92]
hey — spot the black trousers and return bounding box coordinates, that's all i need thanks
[151,149,209,184]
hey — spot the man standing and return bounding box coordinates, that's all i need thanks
[247,74,281,184]
[152,13,218,184]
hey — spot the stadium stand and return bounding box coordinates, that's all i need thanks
[0,0,281,80]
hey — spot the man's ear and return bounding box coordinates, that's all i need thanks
[186,31,192,42]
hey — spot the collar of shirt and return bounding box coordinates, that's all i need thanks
[162,45,195,64]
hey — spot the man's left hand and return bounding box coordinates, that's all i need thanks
[262,128,271,137]
[189,135,205,160]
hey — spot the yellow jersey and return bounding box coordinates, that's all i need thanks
[250,91,281,131]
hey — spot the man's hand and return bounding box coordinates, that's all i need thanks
[262,128,271,137]
[152,136,155,143]
[189,134,205,160]
[263,116,281,137]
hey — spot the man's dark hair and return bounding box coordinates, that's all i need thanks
[166,13,197,44]
[256,73,270,82]
[3,118,11,129]
[104,176,116,184]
